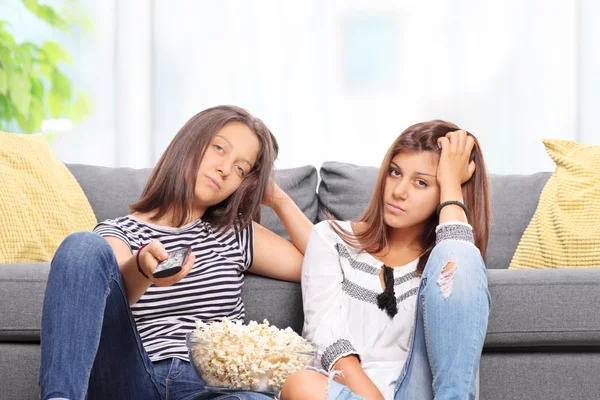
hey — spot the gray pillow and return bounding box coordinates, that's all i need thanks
[66,164,319,236]
[259,165,319,239]
[318,161,377,221]
[66,164,152,223]
[487,172,550,269]
[317,161,551,270]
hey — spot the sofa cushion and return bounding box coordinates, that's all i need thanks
[0,262,305,341]
[479,352,600,400]
[487,172,550,269]
[1,343,41,400]
[0,263,48,341]
[66,164,152,223]
[317,162,552,269]
[241,274,303,334]
[510,139,600,269]
[67,164,319,235]
[258,165,319,239]
[5,263,600,349]
[317,161,376,222]
[486,268,600,347]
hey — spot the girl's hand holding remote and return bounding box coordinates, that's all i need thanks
[138,240,196,287]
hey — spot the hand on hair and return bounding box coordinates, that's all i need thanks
[261,178,290,210]
[138,240,196,287]
[436,130,476,188]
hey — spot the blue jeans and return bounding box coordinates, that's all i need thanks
[327,240,490,400]
[39,232,275,400]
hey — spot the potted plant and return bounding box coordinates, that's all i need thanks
[0,0,92,136]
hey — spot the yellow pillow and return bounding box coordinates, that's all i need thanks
[510,139,600,269]
[0,131,97,263]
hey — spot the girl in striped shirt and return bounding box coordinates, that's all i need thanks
[40,105,312,400]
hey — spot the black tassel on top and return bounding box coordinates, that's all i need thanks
[377,265,398,318]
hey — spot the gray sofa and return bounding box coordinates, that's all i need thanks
[2,162,600,400]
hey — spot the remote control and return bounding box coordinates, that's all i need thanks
[152,247,192,278]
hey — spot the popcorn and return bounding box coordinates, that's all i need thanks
[188,319,314,392]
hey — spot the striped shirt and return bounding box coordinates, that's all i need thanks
[93,215,254,362]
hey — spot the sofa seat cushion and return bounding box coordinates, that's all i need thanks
[486,268,600,347]
[0,263,48,341]
[0,262,305,341]
[4,263,600,349]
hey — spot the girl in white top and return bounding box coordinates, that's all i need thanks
[281,121,492,400]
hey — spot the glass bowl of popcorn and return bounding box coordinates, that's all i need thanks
[186,319,317,393]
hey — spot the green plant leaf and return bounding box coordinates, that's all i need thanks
[41,41,72,65]
[68,90,92,123]
[8,72,32,116]
[0,5,91,134]
[30,97,45,129]
[38,64,53,81]
[30,76,43,97]
[0,93,8,127]
[23,0,70,32]
[0,23,16,50]
[0,46,12,68]
[51,69,71,101]
[16,43,35,74]
[15,96,44,133]
[20,42,42,64]
[48,88,64,118]
[0,69,7,95]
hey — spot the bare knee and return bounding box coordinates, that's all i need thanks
[280,370,328,400]
[438,259,457,299]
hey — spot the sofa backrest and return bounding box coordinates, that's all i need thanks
[316,162,551,269]
[67,164,152,223]
[67,162,551,270]
[65,163,320,237]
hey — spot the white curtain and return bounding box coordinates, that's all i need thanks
[8,0,598,173]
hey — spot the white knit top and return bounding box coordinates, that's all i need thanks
[301,221,421,399]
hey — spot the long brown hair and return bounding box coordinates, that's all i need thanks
[130,105,278,231]
[331,120,490,275]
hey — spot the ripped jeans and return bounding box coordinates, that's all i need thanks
[327,240,491,400]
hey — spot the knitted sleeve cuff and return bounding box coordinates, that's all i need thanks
[435,221,475,244]
[321,338,360,372]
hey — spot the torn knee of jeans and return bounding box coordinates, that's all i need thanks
[329,369,344,381]
[326,370,345,400]
[437,257,457,299]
